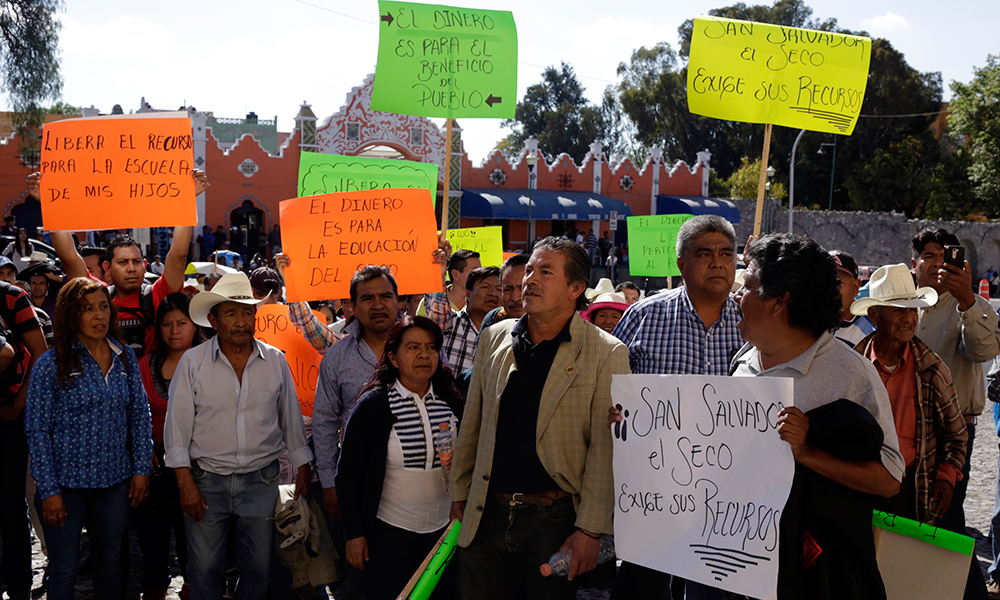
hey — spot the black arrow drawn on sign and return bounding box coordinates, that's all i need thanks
[486,95,502,107]
[381,12,394,25]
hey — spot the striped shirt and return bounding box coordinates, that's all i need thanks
[387,379,455,469]
[612,286,743,376]
[425,292,479,373]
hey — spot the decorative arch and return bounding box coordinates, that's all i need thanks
[353,141,417,162]
[223,194,275,230]
[315,73,447,177]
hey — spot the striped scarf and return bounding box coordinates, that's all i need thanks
[388,382,454,469]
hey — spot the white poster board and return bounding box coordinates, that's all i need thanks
[612,374,795,599]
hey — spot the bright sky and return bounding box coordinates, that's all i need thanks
[10,0,999,163]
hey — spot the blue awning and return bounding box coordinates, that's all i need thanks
[656,195,741,224]
[462,189,633,221]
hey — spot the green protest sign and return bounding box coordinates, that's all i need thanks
[872,510,974,556]
[298,153,439,206]
[626,214,695,277]
[446,226,503,267]
[371,0,517,119]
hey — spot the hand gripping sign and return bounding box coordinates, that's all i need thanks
[612,374,795,599]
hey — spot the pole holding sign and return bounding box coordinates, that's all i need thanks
[39,116,197,231]
[612,374,795,598]
[280,188,441,302]
[371,1,518,120]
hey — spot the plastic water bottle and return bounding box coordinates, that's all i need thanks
[539,535,616,577]
[434,422,454,493]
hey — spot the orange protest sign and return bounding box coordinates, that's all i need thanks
[254,304,325,418]
[39,116,197,231]
[280,188,441,302]
[503,252,518,263]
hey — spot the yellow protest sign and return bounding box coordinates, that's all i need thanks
[687,17,871,135]
[445,226,503,267]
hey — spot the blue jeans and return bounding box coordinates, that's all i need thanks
[990,440,1000,583]
[36,478,131,600]
[184,460,280,600]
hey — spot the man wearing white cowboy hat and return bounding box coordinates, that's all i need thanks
[850,264,968,526]
[164,272,313,600]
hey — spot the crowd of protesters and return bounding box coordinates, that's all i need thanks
[3,169,1000,600]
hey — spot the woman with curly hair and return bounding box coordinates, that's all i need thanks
[25,277,153,600]
[336,316,463,600]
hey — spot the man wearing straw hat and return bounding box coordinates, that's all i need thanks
[164,272,313,600]
[850,263,967,524]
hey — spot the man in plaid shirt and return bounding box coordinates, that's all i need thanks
[425,266,501,374]
[610,215,744,600]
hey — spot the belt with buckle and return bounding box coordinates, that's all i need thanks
[490,490,569,507]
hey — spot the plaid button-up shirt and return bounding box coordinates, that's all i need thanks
[612,286,743,376]
[425,292,479,373]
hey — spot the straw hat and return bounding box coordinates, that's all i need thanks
[20,251,49,263]
[585,278,616,300]
[190,272,268,327]
[581,292,630,322]
[849,263,937,316]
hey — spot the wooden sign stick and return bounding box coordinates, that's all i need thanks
[396,519,458,600]
[440,118,454,233]
[752,122,774,236]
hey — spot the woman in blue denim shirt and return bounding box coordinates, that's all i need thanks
[25,277,153,600]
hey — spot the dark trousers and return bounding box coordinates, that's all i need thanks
[36,479,132,600]
[610,562,678,600]
[364,518,454,600]
[937,422,987,600]
[0,413,31,596]
[134,466,188,591]
[312,480,362,600]
[459,494,576,600]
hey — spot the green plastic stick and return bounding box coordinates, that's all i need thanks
[407,521,461,600]
[872,510,974,556]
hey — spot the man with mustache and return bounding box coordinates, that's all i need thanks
[450,237,630,599]
[609,214,744,600]
[850,264,967,525]
[164,272,312,600]
[481,253,528,330]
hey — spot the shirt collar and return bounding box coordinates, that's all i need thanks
[72,337,124,356]
[392,378,436,402]
[754,331,833,376]
[345,317,363,338]
[868,339,913,373]
[511,313,573,344]
[210,335,265,361]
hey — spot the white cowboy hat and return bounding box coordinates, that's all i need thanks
[190,272,268,327]
[20,251,49,263]
[849,263,937,316]
[581,292,630,321]
[586,277,616,299]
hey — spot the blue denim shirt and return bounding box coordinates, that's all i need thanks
[25,338,153,499]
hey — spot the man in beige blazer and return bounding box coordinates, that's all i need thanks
[449,237,631,600]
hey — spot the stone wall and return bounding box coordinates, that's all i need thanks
[732,199,1000,279]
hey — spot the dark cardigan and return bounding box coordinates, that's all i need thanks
[335,386,397,542]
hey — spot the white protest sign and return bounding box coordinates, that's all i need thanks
[612,374,795,598]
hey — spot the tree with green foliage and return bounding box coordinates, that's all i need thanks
[497,63,623,163]
[46,100,79,115]
[726,156,787,200]
[950,55,1000,214]
[1,0,63,150]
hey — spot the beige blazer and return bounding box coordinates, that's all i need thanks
[450,313,631,547]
